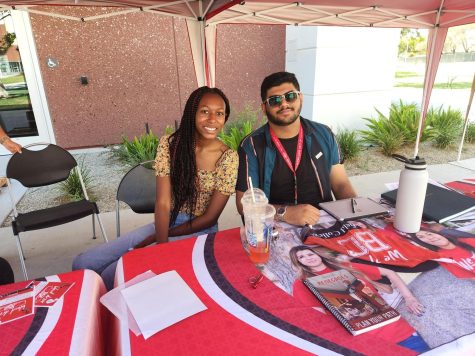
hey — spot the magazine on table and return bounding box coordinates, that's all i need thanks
[303,269,400,335]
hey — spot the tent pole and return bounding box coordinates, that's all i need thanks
[456,73,475,161]
[414,28,438,159]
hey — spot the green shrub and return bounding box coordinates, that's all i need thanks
[387,100,433,143]
[58,157,94,201]
[359,116,405,156]
[464,122,475,143]
[359,100,435,155]
[426,106,463,149]
[219,121,253,151]
[111,130,159,167]
[336,128,361,161]
[219,103,263,150]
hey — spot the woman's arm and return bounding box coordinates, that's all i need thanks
[378,267,424,315]
[168,190,230,237]
[134,175,172,248]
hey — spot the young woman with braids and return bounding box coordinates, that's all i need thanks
[73,87,238,289]
[289,245,430,352]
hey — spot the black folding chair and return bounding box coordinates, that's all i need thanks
[5,143,108,280]
[115,161,156,237]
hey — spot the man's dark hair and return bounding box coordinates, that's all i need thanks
[260,71,300,102]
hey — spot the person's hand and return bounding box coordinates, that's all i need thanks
[283,204,320,226]
[132,234,156,249]
[2,137,22,154]
[404,296,425,316]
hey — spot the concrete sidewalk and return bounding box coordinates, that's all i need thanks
[0,159,473,282]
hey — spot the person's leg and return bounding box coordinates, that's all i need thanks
[72,223,155,276]
[100,260,120,291]
[0,257,14,285]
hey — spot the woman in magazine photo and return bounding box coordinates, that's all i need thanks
[407,227,475,280]
[73,86,238,290]
[289,245,429,353]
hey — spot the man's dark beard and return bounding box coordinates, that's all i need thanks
[265,106,301,126]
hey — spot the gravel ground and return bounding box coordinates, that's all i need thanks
[2,141,474,227]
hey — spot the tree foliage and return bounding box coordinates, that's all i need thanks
[398,29,426,57]
[0,32,15,54]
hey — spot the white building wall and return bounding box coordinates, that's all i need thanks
[286,26,400,132]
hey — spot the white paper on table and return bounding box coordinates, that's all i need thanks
[120,270,207,340]
[100,270,157,336]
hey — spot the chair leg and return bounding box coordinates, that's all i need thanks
[95,213,109,243]
[14,234,28,280]
[116,200,120,238]
[92,214,97,239]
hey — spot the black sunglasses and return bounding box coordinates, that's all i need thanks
[264,91,300,107]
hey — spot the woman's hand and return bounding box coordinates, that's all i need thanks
[404,295,425,316]
[133,234,157,249]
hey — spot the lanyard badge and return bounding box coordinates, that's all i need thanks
[269,125,304,205]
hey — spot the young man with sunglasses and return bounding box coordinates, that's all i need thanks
[236,71,356,226]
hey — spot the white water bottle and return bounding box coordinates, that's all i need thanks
[393,155,428,233]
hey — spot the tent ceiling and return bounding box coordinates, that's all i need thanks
[0,0,474,29]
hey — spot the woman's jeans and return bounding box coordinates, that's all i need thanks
[72,213,218,290]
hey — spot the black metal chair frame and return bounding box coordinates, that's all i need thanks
[6,143,108,280]
[115,160,156,238]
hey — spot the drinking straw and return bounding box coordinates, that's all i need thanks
[248,176,256,203]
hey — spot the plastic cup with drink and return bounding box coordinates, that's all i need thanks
[241,181,275,265]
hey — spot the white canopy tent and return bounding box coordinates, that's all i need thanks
[1,0,474,158]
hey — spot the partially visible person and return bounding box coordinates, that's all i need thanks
[236,71,356,226]
[408,228,475,280]
[0,257,14,285]
[73,86,238,289]
[289,245,429,353]
[0,127,22,153]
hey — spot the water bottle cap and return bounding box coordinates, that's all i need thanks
[392,154,427,169]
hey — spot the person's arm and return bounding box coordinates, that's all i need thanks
[273,204,320,226]
[168,191,230,237]
[0,127,22,154]
[133,175,172,248]
[238,189,320,226]
[330,164,356,199]
[378,267,425,315]
[236,190,245,216]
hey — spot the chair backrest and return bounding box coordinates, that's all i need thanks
[6,144,77,187]
[117,161,156,214]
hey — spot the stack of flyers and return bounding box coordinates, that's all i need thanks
[32,281,74,307]
[0,284,35,325]
[0,281,74,325]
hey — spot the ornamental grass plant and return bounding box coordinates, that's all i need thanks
[111,130,160,167]
[219,103,264,150]
[426,106,464,149]
[336,128,361,161]
[465,122,475,143]
[58,157,95,202]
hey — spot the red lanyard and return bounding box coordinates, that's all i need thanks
[269,125,304,204]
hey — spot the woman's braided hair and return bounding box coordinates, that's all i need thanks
[168,86,230,225]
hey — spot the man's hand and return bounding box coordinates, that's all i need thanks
[282,204,320,226]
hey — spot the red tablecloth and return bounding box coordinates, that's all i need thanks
[0,269,105,356]
[112,228,414,355]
